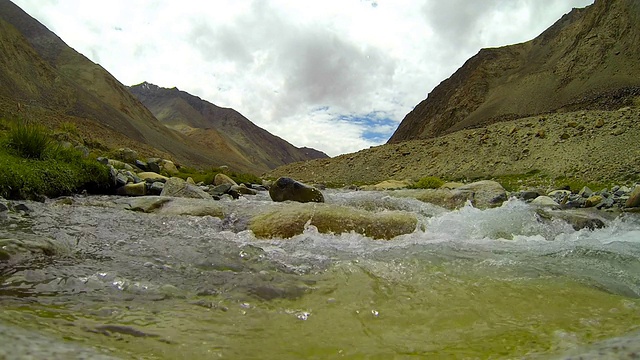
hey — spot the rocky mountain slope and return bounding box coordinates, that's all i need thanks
[389,0,640,143]
[129,82,327,174]
[266,107,640,186]
[0,0,325,174]
[0,0,221,165]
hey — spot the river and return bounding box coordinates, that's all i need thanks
[1,190,640,359]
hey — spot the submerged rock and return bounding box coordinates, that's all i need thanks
[268,177,324,203]
[249,203,417,240]
[0,234,60,262]
[536,209,607,231]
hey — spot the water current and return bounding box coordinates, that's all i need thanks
[1,190,640,359]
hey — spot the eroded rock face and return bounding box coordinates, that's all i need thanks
[249,203,416,240]
[268,177,324,203]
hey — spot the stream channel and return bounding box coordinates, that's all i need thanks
[1,190,640,359]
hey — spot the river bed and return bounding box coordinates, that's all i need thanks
[1,190,640,359]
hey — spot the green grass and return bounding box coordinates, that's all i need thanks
[409,176,445,189]
[0,119,111,200]
[6,121,51,159]
[174,166,261,186]
[490,170,612,193]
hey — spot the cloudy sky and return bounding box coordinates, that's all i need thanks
[14,0,594,157]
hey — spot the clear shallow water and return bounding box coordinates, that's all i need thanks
[1,191,640,359]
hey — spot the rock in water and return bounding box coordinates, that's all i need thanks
[160,177,212,199]
[455,180,507,209]
[214,173,238,186]
[249,203,416,240]
[626,186,640,208]
[268,177,324,203]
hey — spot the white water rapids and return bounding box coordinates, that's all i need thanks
[1,190,640,359]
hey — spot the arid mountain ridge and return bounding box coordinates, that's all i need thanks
[0,0,326,174]
[389,0,640,143]
[268,0,640,185]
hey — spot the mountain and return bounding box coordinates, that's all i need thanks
[267,0,640,185]
[128,82,328,174]
[0,0,325,174]
[0,0,228,165]
[389,0,640,143]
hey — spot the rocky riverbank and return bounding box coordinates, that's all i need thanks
[265,108,640,187]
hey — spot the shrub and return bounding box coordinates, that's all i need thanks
[7,121,51,159]
[411,176,445,189]
[57,121,79,136]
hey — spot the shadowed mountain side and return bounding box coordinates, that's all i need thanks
[389,0,640,143]
[129,82,329,174]
[0,0,259,170]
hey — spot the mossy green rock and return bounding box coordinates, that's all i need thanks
[269,177,324,203]
[249,203,417,240]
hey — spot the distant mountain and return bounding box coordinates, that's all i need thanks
[129,82,328,174]
[389,0,640,143]
[0,0,326,174]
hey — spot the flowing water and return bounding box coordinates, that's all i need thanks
[1,191,640,359]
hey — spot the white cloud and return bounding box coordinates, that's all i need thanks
[13,0,594,157]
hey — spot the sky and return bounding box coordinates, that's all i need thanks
[13,0,594,157]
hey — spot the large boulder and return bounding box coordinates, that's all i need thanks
[393,188,474,209]
[137,172,168,183]
[455,180,507,208]
[118,197,224,218]
[214,173,238,186]
[625,185,640,208]
[249,203,417,240]
[268,177,324,203]
[160,177,212,199]
[160,160,179,175]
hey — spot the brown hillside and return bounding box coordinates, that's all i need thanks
[389,0,640,143]
[266,107,640,186]
[129,82,328,174]
[0,0,223,166]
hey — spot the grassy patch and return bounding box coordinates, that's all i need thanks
[174,166,261,186]
[6,121,51,159]
[409,176,445,189]
[0,119,111,200]
[491,170,613,193]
